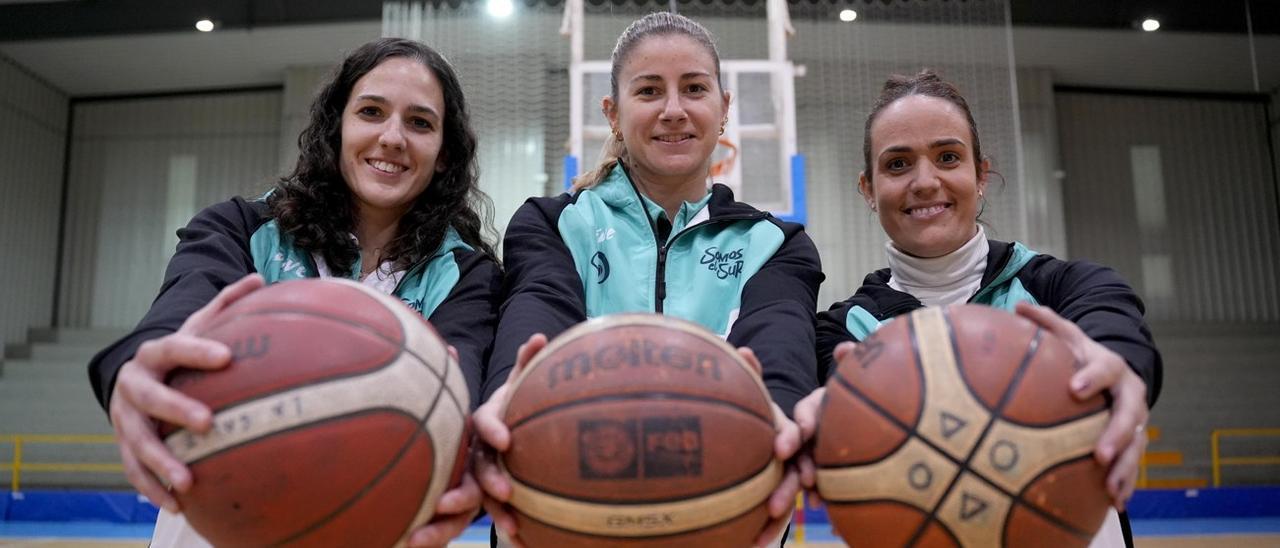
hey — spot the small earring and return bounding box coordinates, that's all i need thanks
[613,129,623,142]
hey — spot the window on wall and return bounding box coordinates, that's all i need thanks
[1057,91,1280,323]
[1128,145,1174,305]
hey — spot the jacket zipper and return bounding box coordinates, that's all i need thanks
[649,212,766,314]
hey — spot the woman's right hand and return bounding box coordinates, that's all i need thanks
[472,333,547,547]
[108,274,264,512]
[794,341,856,489]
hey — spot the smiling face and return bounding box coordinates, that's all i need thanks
[860,94,988,258]
[603,34,729,190]
[339,57,446,223]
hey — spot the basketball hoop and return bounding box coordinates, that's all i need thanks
[710,137,738,179]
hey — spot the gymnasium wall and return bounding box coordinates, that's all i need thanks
[1056,90,1280,484]
[0,53,66,354]
[56,91,282,329]
[1056,92,1280,323]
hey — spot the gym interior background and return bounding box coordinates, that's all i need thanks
[0,0,1277,544]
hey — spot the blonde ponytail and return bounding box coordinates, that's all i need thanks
[572,135,627,191]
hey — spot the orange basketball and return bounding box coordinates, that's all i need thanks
[161,278,469,547]
[500,314,780,547]
[814,304,1111,547]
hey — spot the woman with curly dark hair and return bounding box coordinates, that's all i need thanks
[87,38,499,548]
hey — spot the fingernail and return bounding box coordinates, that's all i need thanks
[1071,378,1088,392]
[169,468,190,489]
[208,345,229,361]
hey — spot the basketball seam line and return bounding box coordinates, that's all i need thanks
[821,331,1096,543]
[276,385,467,547]
[506,391,775,431]
[180,406,426,465]
[508,316,768,399]
[199,307,466,424]
[515,495,768,541]
[1014,453,1110,532]
[508,456,778,506]
[222,411,433,546]
[909,315,1094,546]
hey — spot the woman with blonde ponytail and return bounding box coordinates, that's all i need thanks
[473,11,824,547]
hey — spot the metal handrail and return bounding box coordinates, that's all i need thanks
[0,434,120,492]
[1211,428,1280,487]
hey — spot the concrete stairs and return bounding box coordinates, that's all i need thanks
[1140,426,1209,489]
[1,327,129,490]
[1145,323,1280,488]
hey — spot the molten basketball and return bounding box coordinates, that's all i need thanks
[815,304,1111,547]
[161,278,469,547]
[500,314,780,547]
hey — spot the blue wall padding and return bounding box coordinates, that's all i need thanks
[800,488,1280,524]
[1128,487,1280,519]
[4,487,1278,524]
[563,155,578,191]
[778,153,808,225]
[4,491,156,523]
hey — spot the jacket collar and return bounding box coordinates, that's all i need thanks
[589,162,767,222]
[859,238,1029,321]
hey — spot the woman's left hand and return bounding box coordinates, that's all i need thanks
[1015,303,1149,511]
[406,471,482,547]
[736,348,802,548]
[406,345,482,547]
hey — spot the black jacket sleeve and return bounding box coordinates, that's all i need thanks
[86,198,261,410]
[482,198,588,402]
[815,269,919,383]
[727,221,825,417]
[1020,256,1163,407]
[428,250,502,410]
[815,300,857,384]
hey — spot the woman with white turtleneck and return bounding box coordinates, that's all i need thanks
[793,70,1162,547]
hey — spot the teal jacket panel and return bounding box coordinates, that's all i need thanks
[489,163,825,413]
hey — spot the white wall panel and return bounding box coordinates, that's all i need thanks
[1016,67,1067,259]
[59,91,281,329]
[1057,92,1280,322]
[0,54,67,350]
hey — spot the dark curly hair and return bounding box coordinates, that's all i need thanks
[268,38,497,277]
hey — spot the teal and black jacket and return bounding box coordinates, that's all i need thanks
[88,197,502,408]
[816,240,1162,408]
[484,164,825,415]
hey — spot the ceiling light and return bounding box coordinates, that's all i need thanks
[195,19,215,32]
[1141,18,1160,32]
[486,0,514,18]
[839,9,857,22]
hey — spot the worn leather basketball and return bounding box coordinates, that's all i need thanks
[161,278,469,547]
[500,314,780,547]
[815,304,1111,547]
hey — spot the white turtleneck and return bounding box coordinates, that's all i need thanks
[886,225,989,307]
